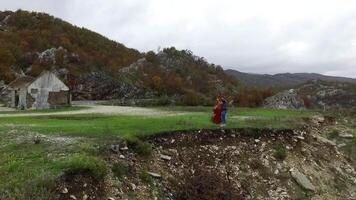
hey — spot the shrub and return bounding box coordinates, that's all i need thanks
[61,154,108,180]
[126,138,152,157]
[112,162,129,179]
[273,143,287,160]
[139,170,153,185]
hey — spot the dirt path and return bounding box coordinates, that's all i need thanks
[0,104,187,118]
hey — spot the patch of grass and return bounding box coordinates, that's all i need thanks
[112,162,129,179]
[328,129,339,139]
[61,154,108,180]
[0,107,314,138]
[341,137,356,166]
[126,138,152,157]
[273,143,287,160]
[139,170,153,185]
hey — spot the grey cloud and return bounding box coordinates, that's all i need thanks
[1,0,356,78]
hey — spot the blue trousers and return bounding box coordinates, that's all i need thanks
[221,110,227,124]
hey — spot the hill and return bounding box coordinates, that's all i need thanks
[225,69,356,89]
[263,80,356,109]
[0,10,238,104]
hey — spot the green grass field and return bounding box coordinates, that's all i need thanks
[0,106,317,199]
[0,107,315,138]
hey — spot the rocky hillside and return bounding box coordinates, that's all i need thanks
[0,10,237,103]
[226,69,356,89]
[263,80,356,109]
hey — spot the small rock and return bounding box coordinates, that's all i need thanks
[290,168,316,192]
[119,155,125,159]
[120,146,129,151]
[111,144,120,153]
[337,143,347,148]
[130,183,137,191]
[61,187,68,194]
[83,194,88,200]
[171,139,175,144]
[70,195,77,200]
[296,136,305,140]
[83,183,87,187]
[33,136,41,144]
[339,133,354,138]
[160,154,172,161]
[255,139,260,143]
[147,172,161,178]
[315,135,336,146]
[108,197,115,200]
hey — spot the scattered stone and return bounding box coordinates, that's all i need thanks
[339,133,354,138]
[296,136,305,140]
[108,197,115,200]
[61,187,68,194]
[130,183,137,191]
[290,168,316,192]
[315,135,336,146]
[160,154,172,161]
[255,139,260,143]
[70,195,77,200]
[33,136,41,144]
[337,143,347,148]
[111,144,120,153]
[147,172,161,178]
[311,115,325,124]
[83,194,88,200]
[120,146,129,151]
[119,155,125,159]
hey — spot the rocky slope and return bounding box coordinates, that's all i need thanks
[55,117,356,200]
[264,80,356,109]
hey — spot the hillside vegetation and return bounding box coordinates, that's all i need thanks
[0,10,239,104]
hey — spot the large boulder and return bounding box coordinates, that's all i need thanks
[263,89,305,110]
[290,168,316,192]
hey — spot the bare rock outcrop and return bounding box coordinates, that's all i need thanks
[263,89,305,109]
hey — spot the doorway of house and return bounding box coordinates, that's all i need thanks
[15,90,19,107]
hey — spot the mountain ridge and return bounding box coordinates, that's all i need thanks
[226,69,356,88]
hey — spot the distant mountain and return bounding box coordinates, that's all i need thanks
[225,69,356,88]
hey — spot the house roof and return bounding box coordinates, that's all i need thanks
[7,76,35,89]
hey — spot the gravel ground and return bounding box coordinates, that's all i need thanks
[0,103,186,118]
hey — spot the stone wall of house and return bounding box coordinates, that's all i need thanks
[48,91,70,107]
[27,71,70,109]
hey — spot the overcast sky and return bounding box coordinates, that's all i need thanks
[1,0,356,78]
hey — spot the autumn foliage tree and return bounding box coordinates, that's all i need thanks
[235,87,275,107]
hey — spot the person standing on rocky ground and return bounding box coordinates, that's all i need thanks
[220,96,228,127]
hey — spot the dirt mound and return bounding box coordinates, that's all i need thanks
[104,127,355,199]
[55,171,106,200]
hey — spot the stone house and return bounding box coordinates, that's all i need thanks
[6,71,71,109]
